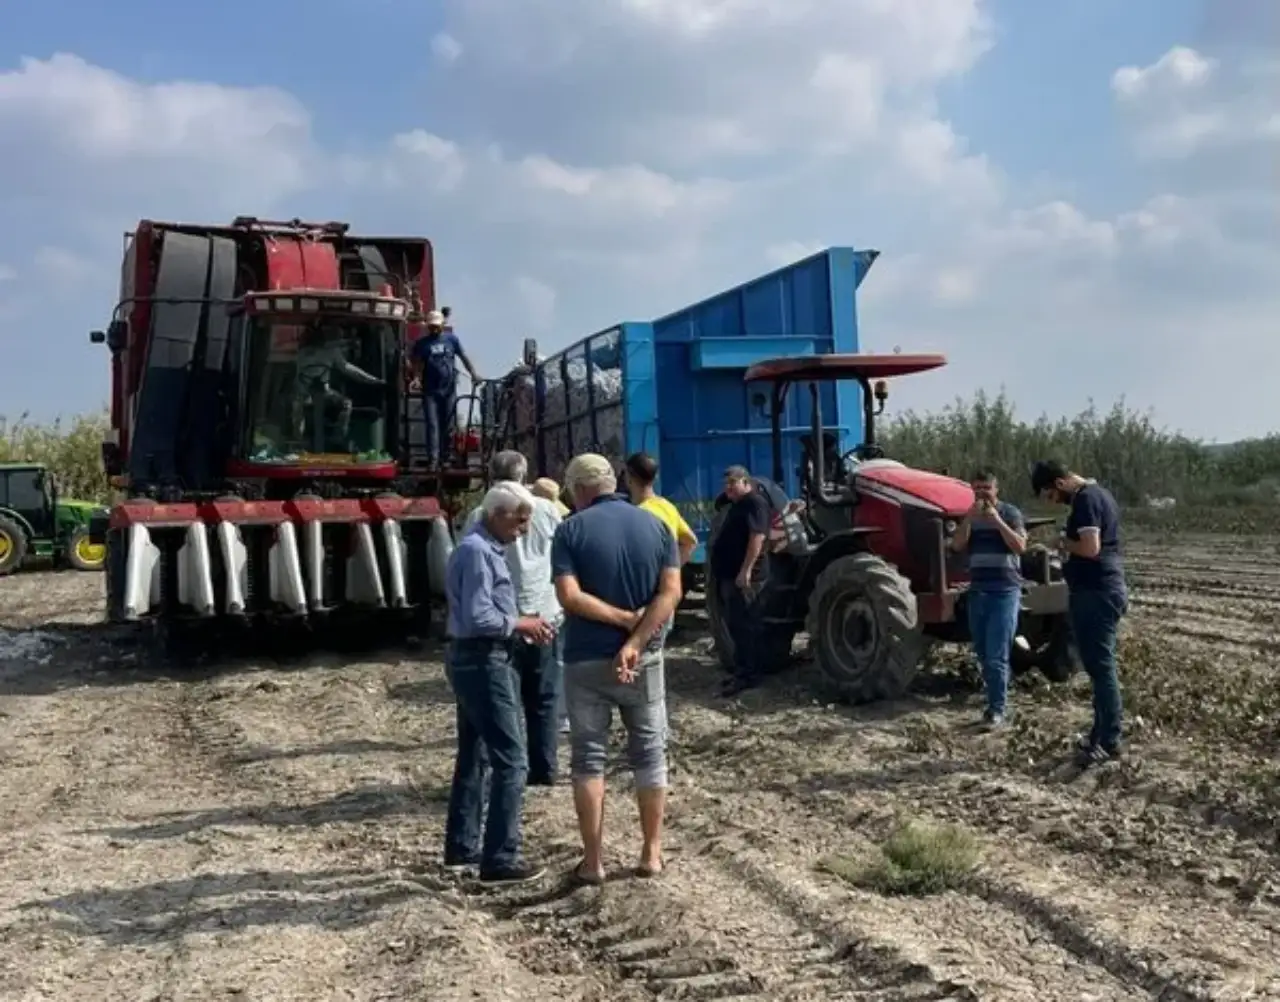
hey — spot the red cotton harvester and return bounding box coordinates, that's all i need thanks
[86,217,480,648]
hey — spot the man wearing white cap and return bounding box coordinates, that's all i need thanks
[409,308,479,467]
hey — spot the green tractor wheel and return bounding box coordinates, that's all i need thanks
[66,526,107,572]
[0,515,28,576]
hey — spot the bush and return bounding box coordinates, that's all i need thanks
[0,412,112,503]
[4,394,1279,520]
[880,391,1280,509]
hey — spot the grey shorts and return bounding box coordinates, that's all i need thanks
[564,651,668,789]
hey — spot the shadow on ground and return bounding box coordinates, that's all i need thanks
[16,866,434,945]
[78,783,450,842]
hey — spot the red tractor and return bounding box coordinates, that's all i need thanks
[86,217,477,638]
[706,353,1074,703]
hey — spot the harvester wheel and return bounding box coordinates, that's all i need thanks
[67,527,107,572]
[804,552,925,703]
[0,515,28,576]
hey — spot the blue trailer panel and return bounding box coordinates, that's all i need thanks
[494,247,877,565]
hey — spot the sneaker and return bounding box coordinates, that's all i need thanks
[982,710,1006,729]
[720,676,759,698]
[558,717,571,735]
[443,855,479,874]
[1075,742,1121,767]
[479,862,547,886]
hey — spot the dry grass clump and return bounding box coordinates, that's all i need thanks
[819,819,981,896]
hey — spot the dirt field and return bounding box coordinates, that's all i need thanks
[1,533,1277,1001]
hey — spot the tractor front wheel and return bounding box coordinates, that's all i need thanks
[66,526,107,572]
[0,515,28,576]
[804,552,926,703]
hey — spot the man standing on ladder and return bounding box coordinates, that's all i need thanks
[409,308,480,468]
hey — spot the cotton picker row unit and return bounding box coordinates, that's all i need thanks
[87,217,470,635]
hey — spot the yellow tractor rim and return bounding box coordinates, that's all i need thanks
[0,531,10,561]
[76,536,106,566]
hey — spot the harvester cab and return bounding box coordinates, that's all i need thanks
[87,217,466,641]
[704,352,1075,706]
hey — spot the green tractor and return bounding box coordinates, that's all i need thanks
[0,463,109,576]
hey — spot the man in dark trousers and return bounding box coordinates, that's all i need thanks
[409,309,479,468]
[1031,459,1128,765]
[710,465,771,697]
[442,482,552,885]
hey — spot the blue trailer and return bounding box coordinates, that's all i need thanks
[491,247,879,567]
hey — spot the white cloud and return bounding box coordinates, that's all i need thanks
[430,33,464,64]
[0,10,1278,442]
[1112,46,1279,158]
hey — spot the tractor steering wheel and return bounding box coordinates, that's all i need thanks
[850,443,884,462]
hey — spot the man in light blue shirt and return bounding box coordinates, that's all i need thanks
[444,482,553,886]
[463,451,565,784]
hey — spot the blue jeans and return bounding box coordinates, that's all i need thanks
[967,588,1021,715]
[513,636,563,783]
[422,390,456,466]
[1069,588,1128,749]
[718,577,760,682]
[444,638,528,871]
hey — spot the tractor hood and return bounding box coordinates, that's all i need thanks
[854,461,974,515]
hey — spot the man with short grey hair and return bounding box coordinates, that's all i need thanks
[443,482,552,885]
[464,450,565,783]
[552,453,682,884]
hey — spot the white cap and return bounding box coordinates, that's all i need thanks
[564,453,617,492]
[425,309,445,326]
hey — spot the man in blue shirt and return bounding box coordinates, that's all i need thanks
[552,453,682,885]
[443,482,553,885]
[1032,459,1128,766]
[410,309,478,468]
[950,470,1027,728]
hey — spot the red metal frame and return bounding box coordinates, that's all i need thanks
[744,353,947,383]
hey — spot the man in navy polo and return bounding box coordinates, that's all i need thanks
[950,469,1027,728]
[552,453,682,885]
[410,309,479,467]
[1032,459,1128,766]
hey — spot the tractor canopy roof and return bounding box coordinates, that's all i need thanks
[743,353,947,384]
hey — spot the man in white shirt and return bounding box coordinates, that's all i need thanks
[464,450,565,784]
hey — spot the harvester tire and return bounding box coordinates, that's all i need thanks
[0,515,28,576]
[66,526,107,572]
[804,552,925,703]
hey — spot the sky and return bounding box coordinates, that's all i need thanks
[0,0,1276,442]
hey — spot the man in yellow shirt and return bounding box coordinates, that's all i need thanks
[624,453,696,565]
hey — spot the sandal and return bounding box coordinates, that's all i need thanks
[571,861,605,887]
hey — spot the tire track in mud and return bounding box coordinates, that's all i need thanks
[662,682,1280,1002]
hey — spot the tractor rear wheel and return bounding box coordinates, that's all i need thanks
[66,526,107,572]
[1012,612,1078,683]
[804,552,925,703]
[0,515,28,576]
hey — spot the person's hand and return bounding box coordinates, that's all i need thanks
[614,642,641,684]
[408,377,422,393]
[735,569,752,590]
[515,615,554,645]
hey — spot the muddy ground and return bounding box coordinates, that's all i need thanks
[0,533,1277,1001]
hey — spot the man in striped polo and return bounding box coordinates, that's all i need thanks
[950,469,1028,728]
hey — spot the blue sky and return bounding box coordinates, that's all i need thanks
[1,0,1276,441]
